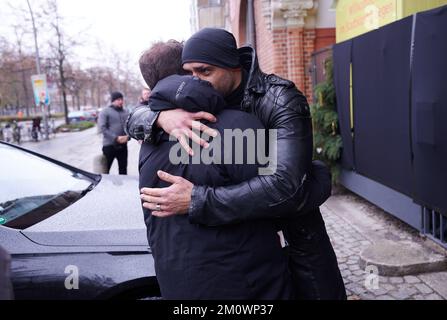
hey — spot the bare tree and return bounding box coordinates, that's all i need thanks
[43,0,78,124]
[0,39,34,113]
[1,0,143,117]
[12,25,34,116]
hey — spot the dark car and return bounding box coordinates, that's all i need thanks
[83,109,98,122]
[0,142,160,300]
[68,111,97,124]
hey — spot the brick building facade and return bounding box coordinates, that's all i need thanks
[190,0,336,103]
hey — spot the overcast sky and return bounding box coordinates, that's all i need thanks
[0,0,193,69]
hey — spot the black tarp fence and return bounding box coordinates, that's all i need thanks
[333,40,354,171]
[411,5,447,213]
[333,5,447,212]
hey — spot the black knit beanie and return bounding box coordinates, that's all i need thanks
[182,28,240,69]
[111,91,124,102]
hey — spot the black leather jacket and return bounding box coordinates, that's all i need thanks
[126,46,330,227]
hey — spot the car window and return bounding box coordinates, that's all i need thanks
[68,111,84,117]
[0,144,94,229]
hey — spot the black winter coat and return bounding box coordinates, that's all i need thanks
[139,75,292,300]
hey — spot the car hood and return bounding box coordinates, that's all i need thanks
[22,175,149,247]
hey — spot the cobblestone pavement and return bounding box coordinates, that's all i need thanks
[322,192,447,300]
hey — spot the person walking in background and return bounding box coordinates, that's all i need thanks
[98,91,130,175]
[31,117,41,142]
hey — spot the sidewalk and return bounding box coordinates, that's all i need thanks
[322,188,447,300]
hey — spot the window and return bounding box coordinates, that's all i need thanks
[0,144,95,229]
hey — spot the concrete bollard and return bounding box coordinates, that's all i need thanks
[0,246,14,300]
[93,154,109,174]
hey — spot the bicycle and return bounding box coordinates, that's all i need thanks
[12,122,22,145]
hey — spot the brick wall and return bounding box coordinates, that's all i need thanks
[303,29,316,101]
[253,0,274,74]
[315,28,336,51]
[229,0,335,104]
[252,1,321,102]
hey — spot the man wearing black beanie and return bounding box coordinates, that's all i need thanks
[98,91,129,174]
[129,28,346,300]
[181,28,241,69]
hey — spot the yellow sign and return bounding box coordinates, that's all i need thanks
[337,0,397,42]
[336,0,447,43]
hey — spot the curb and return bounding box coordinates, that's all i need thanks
[359,240,447,276]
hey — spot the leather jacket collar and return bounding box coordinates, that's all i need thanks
[238,46,266,112]
[239,46,266,96]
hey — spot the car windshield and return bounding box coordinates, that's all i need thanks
[0,144,94,229]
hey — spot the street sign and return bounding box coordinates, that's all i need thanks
[31,74,51,106]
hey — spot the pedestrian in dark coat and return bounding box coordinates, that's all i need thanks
[98,92,130,175]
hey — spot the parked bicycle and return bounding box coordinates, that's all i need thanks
[1,124,13,143]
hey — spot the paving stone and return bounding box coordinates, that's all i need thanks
[361,293,378,300]
[419,272,447,300]
[353,270,365,276]
[348,275,364,283]
[375,295,395,300]
[379,276,389,284]
[381,284,395,291]
[389,277,404,284]
[426,293,443,300]
[339,264,348,270]
[345,283,357,291]
[351,286,369,296]
[349,264,361,271]
[388,285,418,300]
[390,290,412,300]
[367,288,389,296]
[415,283,433,294]
[341,270,352,277]
[404,276,421,284]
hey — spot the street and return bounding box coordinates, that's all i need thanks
[21,124,140,177]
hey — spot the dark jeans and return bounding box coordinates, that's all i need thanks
[102,144,128,175]
[283,208,347,300]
